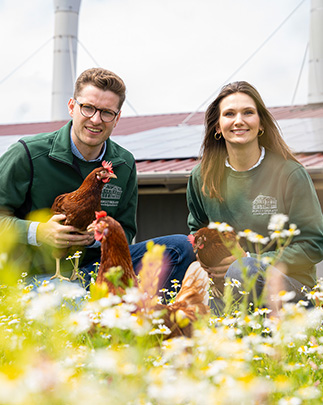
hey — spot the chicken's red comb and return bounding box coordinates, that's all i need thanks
[187,234,195,247]
[102,160,114,173]
[95,211,107,220]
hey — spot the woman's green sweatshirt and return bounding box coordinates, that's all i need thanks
[187,150,323,288]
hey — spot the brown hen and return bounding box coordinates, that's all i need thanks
[188,226,237,297]
[93,211,138,294]
[50,161,117,281]
[152,261,209,338]
[93,211,209,338]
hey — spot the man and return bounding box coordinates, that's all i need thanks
[0,67,195,290]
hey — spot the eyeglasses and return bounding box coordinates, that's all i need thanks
[74,99,119,123]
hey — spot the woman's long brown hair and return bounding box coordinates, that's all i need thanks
[200,81,299,200]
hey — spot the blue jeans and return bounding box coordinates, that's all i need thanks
[211,256,312,315]
[129,234,196,292]
[29,234,196,293]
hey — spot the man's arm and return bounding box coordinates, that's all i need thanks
[0,142,34,244]
[0,142,95,249]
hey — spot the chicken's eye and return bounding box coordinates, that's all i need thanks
[96,170,108,180]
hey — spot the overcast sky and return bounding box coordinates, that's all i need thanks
[0,0,310,125]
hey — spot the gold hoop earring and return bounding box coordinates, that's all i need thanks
[214,132,222,140]
[258,129,264,137]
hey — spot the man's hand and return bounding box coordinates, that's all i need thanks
[37,214,95,248]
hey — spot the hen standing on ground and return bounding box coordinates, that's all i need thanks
[50,161,117,281]
[93,211,137,293]
[93,211,209,338]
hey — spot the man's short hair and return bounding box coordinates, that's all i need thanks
[74,68,126,109]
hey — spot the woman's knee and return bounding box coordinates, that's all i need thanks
[226,257,263,280]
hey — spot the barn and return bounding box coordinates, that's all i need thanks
[1,104,323,243]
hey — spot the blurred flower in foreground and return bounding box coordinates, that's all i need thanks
[268,214,289,231]
[208,221,234,233]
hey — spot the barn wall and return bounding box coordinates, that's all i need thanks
[136,193,189,242]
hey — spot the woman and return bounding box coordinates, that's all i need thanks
[187,81,323,310]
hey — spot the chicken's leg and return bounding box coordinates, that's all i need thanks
[50,258,70,281]
[69,253,85,282]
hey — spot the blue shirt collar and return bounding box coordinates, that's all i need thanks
[70,127,106,162]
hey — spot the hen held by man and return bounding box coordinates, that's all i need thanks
[50,161,117,281]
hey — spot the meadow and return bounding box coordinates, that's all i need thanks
[1,215,323,404]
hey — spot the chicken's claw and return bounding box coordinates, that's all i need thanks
[50,258,71,282]
[50,273,71,282]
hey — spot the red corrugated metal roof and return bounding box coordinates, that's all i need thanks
[0,112,205,136]
[0,121,68,136]
[136,154,323,175]
[297,153,323,169]
[1,104,323,180]
[1,103,323,136]
[136,158,198,173]
[269,104,323,120]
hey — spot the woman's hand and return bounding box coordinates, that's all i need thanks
[197,242,247,279]
[199,255,237,279]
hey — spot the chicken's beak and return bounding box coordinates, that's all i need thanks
[102,172,117,183]
[97,170,118,182]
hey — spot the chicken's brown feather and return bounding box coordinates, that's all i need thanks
[95,215,137,294]
[51,167,111,231]
[49,164,116,280]
[191,227,237,297]
[193,228,236,268]
[94,214,210,339]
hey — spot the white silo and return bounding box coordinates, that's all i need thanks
[51,0,81,121]
[308,0,323,104]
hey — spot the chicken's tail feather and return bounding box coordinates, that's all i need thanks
[175,261,210,308]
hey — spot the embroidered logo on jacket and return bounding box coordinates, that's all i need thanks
[252,194,278,215]
[101,184,122,208]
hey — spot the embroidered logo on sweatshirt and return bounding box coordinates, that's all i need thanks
[101,184,122,207]
[252,194,278,215]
